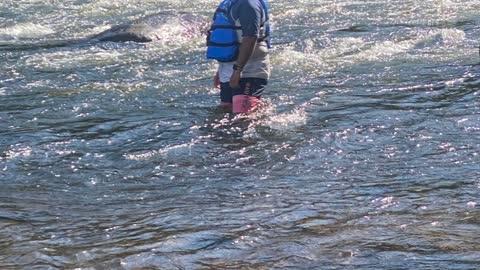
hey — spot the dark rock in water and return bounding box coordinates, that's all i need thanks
[89,11,208,43]
[0,11,208,51]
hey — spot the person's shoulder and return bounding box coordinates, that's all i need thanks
[234,0,263,10]
[235,0,261,7]
[231,0,262,18]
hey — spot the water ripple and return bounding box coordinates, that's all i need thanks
[1,0,480,269]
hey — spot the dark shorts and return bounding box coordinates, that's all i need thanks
[220,78,267,104]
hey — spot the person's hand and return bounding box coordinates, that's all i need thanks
[214,71,221,89]
[229,70,241,89]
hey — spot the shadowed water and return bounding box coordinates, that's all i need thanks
[0,0,479,269]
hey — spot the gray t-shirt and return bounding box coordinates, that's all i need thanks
[218,0,270,82]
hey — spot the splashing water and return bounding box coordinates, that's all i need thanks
[1,0,480,269]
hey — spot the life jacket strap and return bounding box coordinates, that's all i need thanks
[209,25,242,30]
[207,40,241,47]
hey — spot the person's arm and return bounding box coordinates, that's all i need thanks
[229,37,257,88]
[214,70,221,89]
[229,0,262,88]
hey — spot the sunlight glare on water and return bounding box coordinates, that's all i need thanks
[0,0,479,269]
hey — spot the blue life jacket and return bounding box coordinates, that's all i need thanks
[206,0,271,62]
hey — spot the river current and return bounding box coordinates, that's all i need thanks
[1,0,479,269]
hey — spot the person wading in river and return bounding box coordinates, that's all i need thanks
[206,0,271,114]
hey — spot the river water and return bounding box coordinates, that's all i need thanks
[1,0,479,269]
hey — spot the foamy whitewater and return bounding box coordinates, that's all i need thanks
[1,0,479,269]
